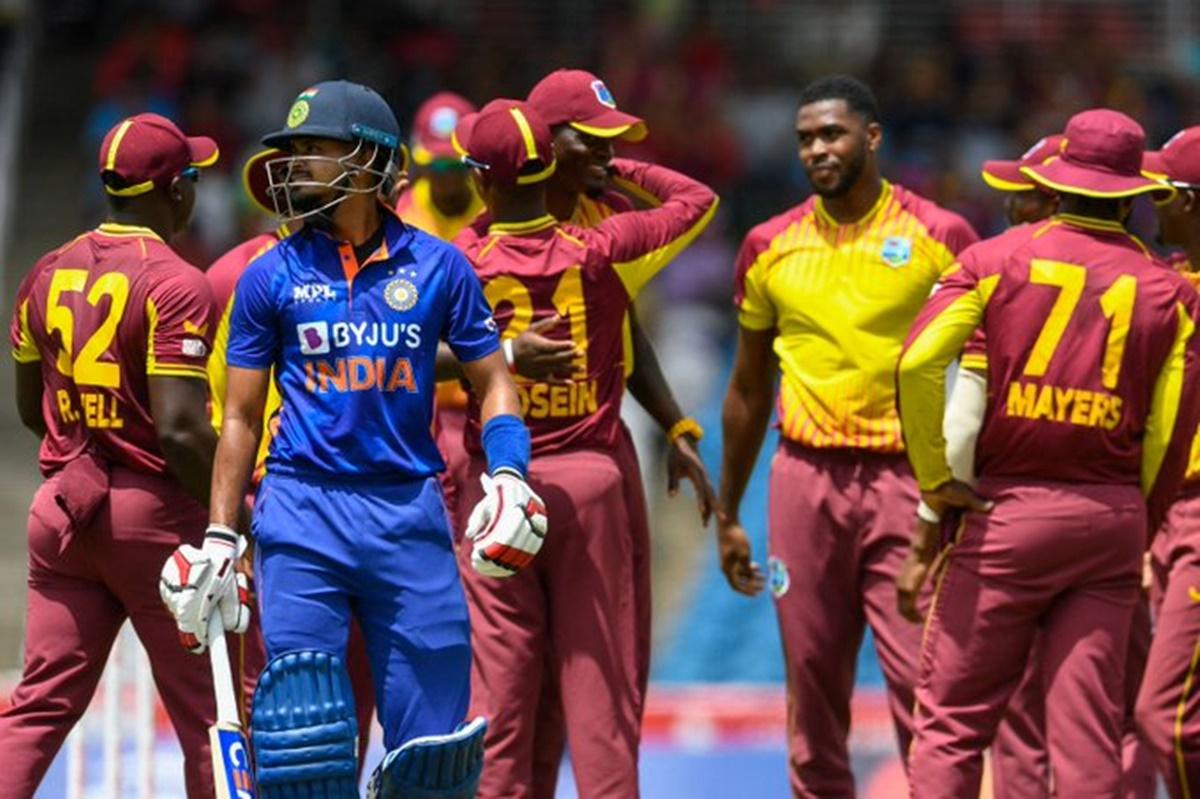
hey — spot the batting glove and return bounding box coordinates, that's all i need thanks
[466,472,548,578]
[158,525,247,653]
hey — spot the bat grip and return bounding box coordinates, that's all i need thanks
[207,612,240,725]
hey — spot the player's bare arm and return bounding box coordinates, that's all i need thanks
[715,325,776,596]
[460,349,522,422]
[625,308,717,524]
[14,360,46,438]
[209,365,269,530]
[148,374,217,506]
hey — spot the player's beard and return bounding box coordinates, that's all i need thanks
[810,142,867,199]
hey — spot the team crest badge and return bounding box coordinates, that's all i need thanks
[430,107,460,138]
[591,80,617,109]
[286,87,319,128]
[767,556,790,599]
[880,236,912,268]
[385,277,419,312]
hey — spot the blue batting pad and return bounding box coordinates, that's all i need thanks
[366,716,487,799]
[251,650,359,799]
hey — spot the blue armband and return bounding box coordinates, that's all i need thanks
[481,414,530,478]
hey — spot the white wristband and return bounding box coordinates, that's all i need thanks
[916,500,941,524]
[502,338,517,374]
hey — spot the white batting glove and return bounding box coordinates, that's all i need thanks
[466,472,548,578]
[158,526,246,653]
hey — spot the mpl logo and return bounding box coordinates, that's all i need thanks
[293,283,336,303]
[297,321,330,355]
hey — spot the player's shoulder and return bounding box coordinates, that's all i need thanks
[208,233,281,304]
[743,202,812,255]
[890,184,979,249]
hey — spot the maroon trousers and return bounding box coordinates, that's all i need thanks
[1136,486,1200,798]
[458,441,647,799]
[909,479,1144,799]
[0,466,217,798]
[991,600,1155,799]
[767,442,923,798]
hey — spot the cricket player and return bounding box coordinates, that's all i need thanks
[2,113,227,797]
[897,108,1200,798]
[1135,125,1200,797]
[970,135,1156,799]
[454,100,717,797]
[397,91,484,240]
[455,71,717,795]
[204,147,379,774]
[716,75,978,797]
[176,80,539,798]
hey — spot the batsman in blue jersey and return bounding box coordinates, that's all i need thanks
[186,81,548,799]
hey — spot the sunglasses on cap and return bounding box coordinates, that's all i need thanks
[179,166,201,182]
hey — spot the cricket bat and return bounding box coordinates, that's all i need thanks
[208,612,257,799]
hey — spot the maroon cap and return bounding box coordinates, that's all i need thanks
[411,92,476,165]
[451,98,522,158]
[981,134,1064,192]
[1143,127,1200,187]
[1020,109,1173,199]
[526,69,647,142]
[98,113,218,196]
[461,101,556,187]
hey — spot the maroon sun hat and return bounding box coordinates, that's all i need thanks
[526,69,647,142]
[411,91,477,165]
[99,113,219,196]
[1143,127,1200,188]
[460,101,556,187]
[1020,109,1173,199]
[981,134,1064,192]
[241,148,285,215]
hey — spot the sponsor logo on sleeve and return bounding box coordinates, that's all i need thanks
[297,321,330,355]
[182,338,208,358]
[293,283,337,303]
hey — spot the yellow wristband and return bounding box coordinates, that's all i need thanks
[667,417,703,445]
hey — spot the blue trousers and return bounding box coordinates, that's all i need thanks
[252,471,470,748]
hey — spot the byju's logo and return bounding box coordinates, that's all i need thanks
[293,283,336,303]
[297,321,330,355]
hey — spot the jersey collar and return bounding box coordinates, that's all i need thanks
[813,179,893,228]
[487,214,558,237]
[95,222,163,242]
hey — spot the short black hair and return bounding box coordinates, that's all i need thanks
[798,75,881,125]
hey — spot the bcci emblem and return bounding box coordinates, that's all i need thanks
[591,80,617,109]
[286,87,319,129]
[880,236,913,268]
[767,556,790,599]
[385,277,419,312]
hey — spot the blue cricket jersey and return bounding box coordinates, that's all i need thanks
[226,209,499,480]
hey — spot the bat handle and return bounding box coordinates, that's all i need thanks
[207,612,240,725]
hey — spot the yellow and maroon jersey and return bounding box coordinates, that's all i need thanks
[1167,255,1200,485]
[899,215,1200,521]
[395,176,484,243]
[207,227,287,482]
[462,159,717,454]
[11,223,214,476]
[735,181,978,452]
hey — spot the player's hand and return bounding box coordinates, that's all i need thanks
[715,514,765,597]
[896,518,939,624]
[667,434,717,525]
[466,472,548,578]
[158,526,244,653]
[920,479,993,518]
[512,315,579,385]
